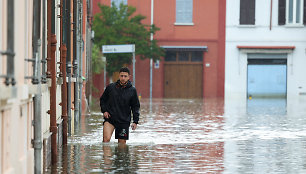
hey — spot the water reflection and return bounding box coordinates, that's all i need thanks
[47,98,306,173]
[247,98,287,115]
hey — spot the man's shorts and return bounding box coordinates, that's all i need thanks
[104,118,130,140]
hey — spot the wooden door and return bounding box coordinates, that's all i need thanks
[164,64,203,98]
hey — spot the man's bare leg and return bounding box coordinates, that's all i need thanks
[118,139,126,144]
[102,144,112,171]
[103,122,115,142]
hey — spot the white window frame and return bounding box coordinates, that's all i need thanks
[175,0,194,25]
[286,0,304,25]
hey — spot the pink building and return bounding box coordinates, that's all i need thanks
[93,0,226,99]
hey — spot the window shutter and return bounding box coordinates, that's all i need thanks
[240,0,247,24]
[278,0,286,25]
[240,0,255,25]
[304,0,306,24]
[249,0,255,24]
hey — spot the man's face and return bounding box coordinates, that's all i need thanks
[119,72,130,84]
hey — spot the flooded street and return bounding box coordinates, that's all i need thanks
[48,98,306,173]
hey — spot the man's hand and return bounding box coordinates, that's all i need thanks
[131,123,137,130]
[103,112,110,119]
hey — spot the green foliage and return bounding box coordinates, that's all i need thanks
[91,44,105,74]
[92,2,164,76]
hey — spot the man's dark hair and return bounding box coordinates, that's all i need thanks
[119,67,130,74]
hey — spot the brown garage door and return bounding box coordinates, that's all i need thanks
[164,64,203,98]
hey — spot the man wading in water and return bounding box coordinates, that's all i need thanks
[100,67,140,144]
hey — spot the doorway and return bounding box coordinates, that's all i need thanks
[247,58,287,99]
[164,51,203,98]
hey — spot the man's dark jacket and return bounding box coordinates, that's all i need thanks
[100,80,140,124]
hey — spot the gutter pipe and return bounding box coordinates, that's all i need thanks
[73,0,80,129]
[66,0,72,136]
[149,0,154,111]
[32,0,42,173]
[4,0,16,86]
[79,2,83,119]
[48,0,58,164]
[60,0,68,145]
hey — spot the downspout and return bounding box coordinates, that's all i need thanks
[48,0,58,164]
[32,0,42,173]
[5,0,16,86]
[60,0,68,145]
[50,34,58,165]
[42,0,47,83]
[73,0,80,129]
[66,0,72,135]
[270,0,273,30]
[79,1,83,118]
[149,0,154,111]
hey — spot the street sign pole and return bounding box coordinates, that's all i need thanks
[133,52,136,85]
[102,56,106,90]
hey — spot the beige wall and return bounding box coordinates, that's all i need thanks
[1,0,90,172]
[1,0,32,173]
[1,0,41,173]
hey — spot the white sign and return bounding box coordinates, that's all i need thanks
[154,60,160,69]
[102,44,135,53]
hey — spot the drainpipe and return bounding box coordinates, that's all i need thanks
[41,0,47,83]
[4,0,16,86]
[32,0,42,173]
[48,0,58,164]
[65,0,72,136]
[60,0,68,145]
[149,0,154,111]
[270,0,273,30]
[33,43,42,174]
[50,34,58,164]
[79,2,83,118]
[46,0,52,79]
[73,0,80,129]
[61,45,68,144]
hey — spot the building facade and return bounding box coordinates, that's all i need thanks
[0,0,93,173]
[93,0,226,99]
[225,0,306,106]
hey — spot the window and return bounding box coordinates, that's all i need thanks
[165,51,176,61]
[178,52,189,61]
[278,0,306,25]
[111,0,127,7]
[176,0,193,24]
[165,51,203,62]
[240,0,255,25]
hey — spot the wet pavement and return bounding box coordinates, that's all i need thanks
[47,98,306,173]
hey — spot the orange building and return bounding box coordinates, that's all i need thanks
[93,0,225,98]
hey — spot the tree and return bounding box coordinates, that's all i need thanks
[92,2,164,76]
[91,44,105,74]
